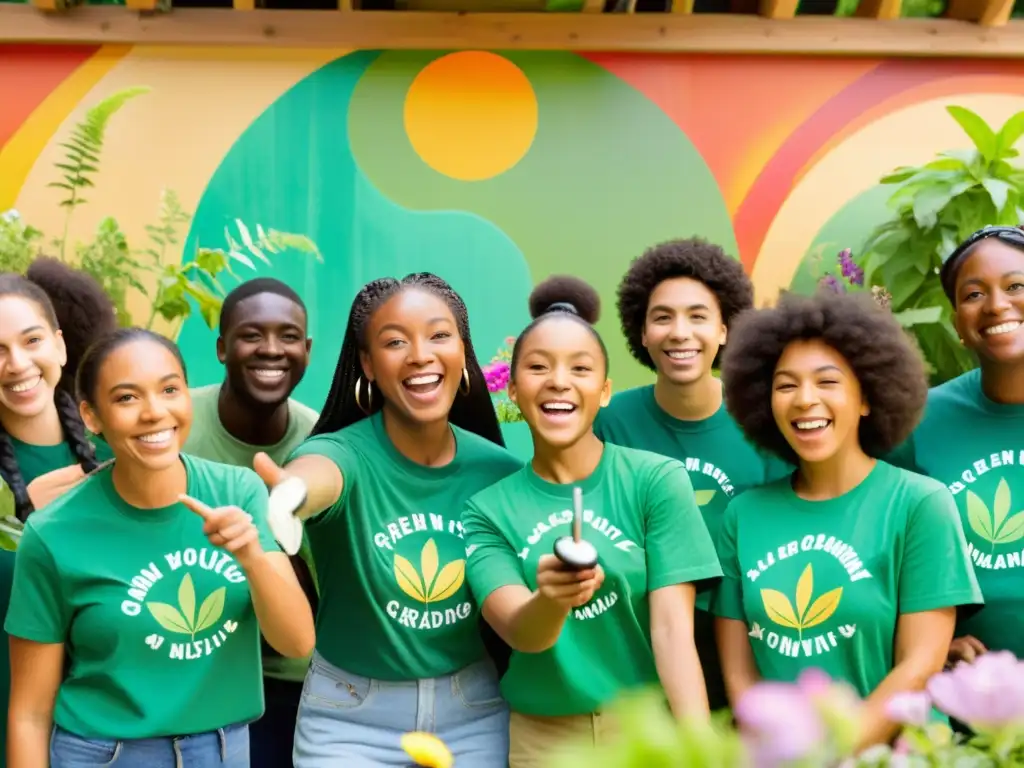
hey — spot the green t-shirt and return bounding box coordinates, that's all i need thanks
[711,461,983,698]
[462,443,723,717]
[10,433,113,486]
[288,412,522,681]
[593,385,791,710]
[887,369,1024,659]
[3,454,280,740]
[182,383,320,683]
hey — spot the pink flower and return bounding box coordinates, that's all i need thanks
[505,336,517,347]
[735,682,824,767]
[483,361,511,393]
[886,691,932,727]
[927,651,1024,730]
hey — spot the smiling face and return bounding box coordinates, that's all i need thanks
[219,292,311,408]
[954,239,1024,365]
[509,316,611,450]
[360,288,466,427]
[81,339,191,472]
[0,295,67,423]
[642,277,726,386]
[771,339,868,465]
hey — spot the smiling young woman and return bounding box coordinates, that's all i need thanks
[593,238,791,713]
[253,273,521,767]
[4,328,314,768]
[713,291,983,753]
[887,226,1024,678]
[461,276,722,768]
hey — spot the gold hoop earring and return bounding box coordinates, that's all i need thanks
[355,376,374,415]
[460,368,471,396]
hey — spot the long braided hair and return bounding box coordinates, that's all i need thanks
[0,271,102,521]
[310,272,504,446]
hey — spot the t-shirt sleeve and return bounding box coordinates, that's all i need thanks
[462,499,527,605]
[645,461,723,593]
[899,488,983,614]
[239,469,280,555]
[709,499,746,621]
[286,433,358,521]
[4,523,69,643]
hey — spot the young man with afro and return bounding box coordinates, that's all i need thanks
[594,237,791,713]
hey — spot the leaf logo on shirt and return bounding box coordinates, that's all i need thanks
[695,490,716,507]
[394,539,465,605]
[146,573,227,640]
[966,479,1024,549]
[760,564,843,641]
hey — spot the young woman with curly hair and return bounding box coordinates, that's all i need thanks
[594,237,791,712]
[713,290,982,752]
[463,276,721,767]
[255,273,521,767]
[888,226,1024,669]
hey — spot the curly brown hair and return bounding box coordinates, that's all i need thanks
[615,238,753,370]
[721,290,927,464]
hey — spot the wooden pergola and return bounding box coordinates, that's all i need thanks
[0,0,1022,55]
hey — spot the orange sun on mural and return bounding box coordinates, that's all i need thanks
[403,51,539,182]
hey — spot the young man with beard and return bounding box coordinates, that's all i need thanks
[594,238,791,714]
[183,277,318,767]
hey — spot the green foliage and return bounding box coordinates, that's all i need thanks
[76,216,150,326]
[0,209,44,274]
[856,105,1024,385]
[48,86,150,260]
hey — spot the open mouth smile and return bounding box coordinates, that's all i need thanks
[791,417,831,438]
[135,427,177,451]
[982,321,1022,337]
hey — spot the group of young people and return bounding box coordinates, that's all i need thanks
[0,224,1019,767]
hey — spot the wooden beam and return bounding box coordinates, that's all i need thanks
[3,6,1024,56]
[855,0,903,20]
[946,0,1013,26]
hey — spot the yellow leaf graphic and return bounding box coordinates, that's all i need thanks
[193,586,227,634]
[427,560,465,603]
[421,539,439,593]
[395,554,426,602]
[147,602,192,634]
[695,490,716,507]
[993,479,1012,532]
[795,564,813,620]
[178,573,196,633]
[760,589,800,629]
[801,587,843,630]
[966,491,995,543]
[994,512,1024,545]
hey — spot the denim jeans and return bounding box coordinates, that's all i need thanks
[50,722,249,767]
[293,651,510,767]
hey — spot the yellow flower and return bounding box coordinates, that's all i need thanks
[401,731,453,768]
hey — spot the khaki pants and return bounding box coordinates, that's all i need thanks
[508,711,619,768]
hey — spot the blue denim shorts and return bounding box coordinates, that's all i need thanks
[50,722,249,767]
[293,651,510,767]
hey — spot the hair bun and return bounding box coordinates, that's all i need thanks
[528,275,601,325]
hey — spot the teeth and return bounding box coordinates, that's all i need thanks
[4,376,41,393]
[542,403,574,411]
[253,369,286,379]
[666,351,699,360]
[406,374,441,386]
[984,321,1021,336]
[138,429,174,444]
[795,420,829,431]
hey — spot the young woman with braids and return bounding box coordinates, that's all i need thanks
[0,263,115,760]
[254,272,522,767]
[6,327,315,767]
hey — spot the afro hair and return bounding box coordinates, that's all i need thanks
[25,256,118,396]
[511,275,607,373]
[616,238,754,371]
[721,290,927,464]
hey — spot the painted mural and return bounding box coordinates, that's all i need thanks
[4,44,1024,414]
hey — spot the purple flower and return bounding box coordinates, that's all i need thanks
[483,361,510,394]
[927,651,1024,730]
[819,274,846,295]
[838,248,864,286]
[735,682,824,767]
[886,691,932,727]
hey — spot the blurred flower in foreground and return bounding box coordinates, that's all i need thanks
[927,650,1024,731]
[401,732,453,768]
[886,690,931,727]
[819,274,846,295]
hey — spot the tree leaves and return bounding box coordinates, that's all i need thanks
[760,565,843,638]
[146,574,228,639]
[393,539,466,605]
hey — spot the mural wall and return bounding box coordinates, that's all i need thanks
[4,44,1024,413]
